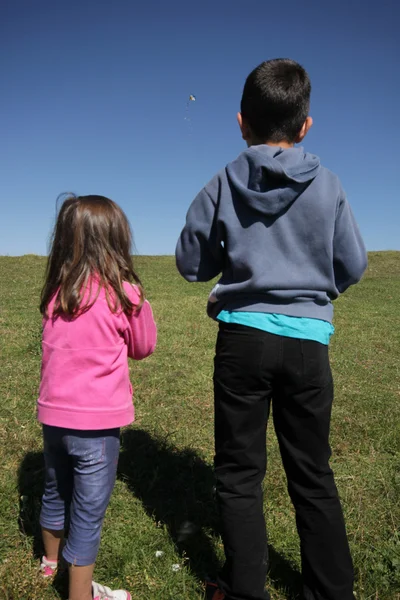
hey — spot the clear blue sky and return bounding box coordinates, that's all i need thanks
[1,0,399,255]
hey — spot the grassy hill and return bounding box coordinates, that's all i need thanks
[0,252,399,599]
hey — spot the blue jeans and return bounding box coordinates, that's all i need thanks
[40,425,120,566]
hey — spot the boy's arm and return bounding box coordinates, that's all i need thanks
[333,192,368,294]
[122,285,157,360]
[175,186,224,282]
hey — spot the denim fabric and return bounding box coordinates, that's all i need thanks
[40,425,120,566]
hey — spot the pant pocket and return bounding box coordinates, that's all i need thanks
[214,326,266,393]
[300,339,332,388]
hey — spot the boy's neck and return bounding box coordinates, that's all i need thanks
[266,141,294,148]
[247,138,294,149]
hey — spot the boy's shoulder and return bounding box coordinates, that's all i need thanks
[315,162,343,185]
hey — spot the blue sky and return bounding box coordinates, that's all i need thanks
[1,0,399,255]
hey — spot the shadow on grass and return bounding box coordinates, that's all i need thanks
[18,451,69,598]
[18,451,45,560]
[118,427,302,598]
[118,428,220,579]
[17,432,301,599]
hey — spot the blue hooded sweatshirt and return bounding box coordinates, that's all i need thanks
[175,145,367,323]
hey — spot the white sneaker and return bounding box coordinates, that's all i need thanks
[92,581,131,600]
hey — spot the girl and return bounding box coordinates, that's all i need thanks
[37,195,157,600]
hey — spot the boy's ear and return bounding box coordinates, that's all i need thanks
[295,117,313,143]
[237,112,252,142]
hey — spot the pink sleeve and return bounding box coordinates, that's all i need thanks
[122,284,157,360]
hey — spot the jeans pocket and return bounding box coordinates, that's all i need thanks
[214,324,265,393]
[300,340,332,388]
[67,434,106,468]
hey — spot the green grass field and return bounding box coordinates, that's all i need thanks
[0,253,399,600]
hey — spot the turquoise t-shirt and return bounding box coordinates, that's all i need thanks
[217,311,334,345]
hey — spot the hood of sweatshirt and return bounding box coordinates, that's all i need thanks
[225,144,321,216]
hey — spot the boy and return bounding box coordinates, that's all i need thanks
[175,59,367,600]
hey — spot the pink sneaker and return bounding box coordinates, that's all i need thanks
[92,581,131,600]
[40,556,58,578]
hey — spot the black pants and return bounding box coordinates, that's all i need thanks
[213,323,354,600]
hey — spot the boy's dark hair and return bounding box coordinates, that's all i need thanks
[240,58,311,143]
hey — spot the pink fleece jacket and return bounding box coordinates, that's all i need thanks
[37,282,157,430]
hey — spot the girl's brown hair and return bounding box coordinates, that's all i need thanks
[40,194,144,317]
